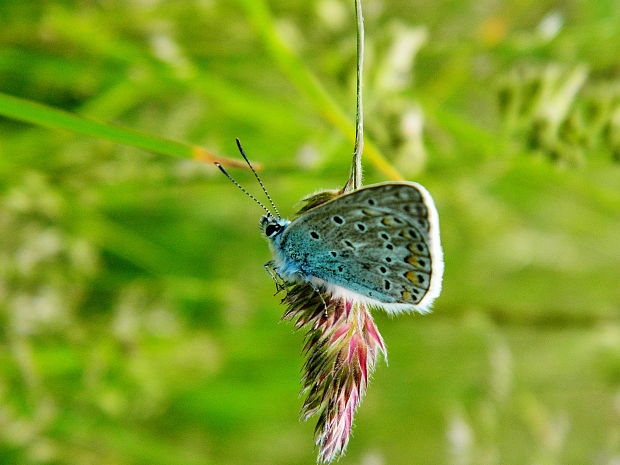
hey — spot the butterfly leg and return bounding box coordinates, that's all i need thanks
[264,261,287,296]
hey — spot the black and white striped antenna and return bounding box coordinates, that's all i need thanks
[214,139,281,218]
[235,138,281,218]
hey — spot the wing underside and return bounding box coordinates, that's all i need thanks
[278,183,443,310]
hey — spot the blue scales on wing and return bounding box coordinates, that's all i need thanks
[276,182,442,307]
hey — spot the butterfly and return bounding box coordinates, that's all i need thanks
[217,140,443,315]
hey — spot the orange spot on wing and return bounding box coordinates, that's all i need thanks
[407,243,427,255]
[362,208,381,216]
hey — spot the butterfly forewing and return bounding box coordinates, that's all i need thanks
[279,182,442,309]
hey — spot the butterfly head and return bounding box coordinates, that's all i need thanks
[260,215,289,239]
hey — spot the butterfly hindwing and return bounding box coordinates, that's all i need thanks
[278,182,443,311]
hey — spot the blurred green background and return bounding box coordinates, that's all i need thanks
[1,1,620,464]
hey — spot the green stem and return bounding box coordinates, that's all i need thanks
[343,0,365,192]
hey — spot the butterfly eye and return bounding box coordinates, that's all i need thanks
[265,224,280,237]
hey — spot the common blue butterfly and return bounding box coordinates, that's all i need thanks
[261,181,443,314]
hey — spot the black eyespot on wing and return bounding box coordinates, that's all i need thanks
[417,274,424,283]
[367,198,376,206]
[379,266,387,274]
[384,280,391,290]
[310,231,320,239]
[333,215,344,225]
[393,217,403,224]
[337,265,344,272]
[385,257,392,263]
[409,229,419,239]
[343,240,355,249]
[385,243,394,250]
[416,243,424,252]
[356,223,367,232]
[380,233,389,240]
[330,251,337,257]
[418,259,426,267]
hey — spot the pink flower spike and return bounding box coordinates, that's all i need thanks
[357,343,368,384]
[330,322,352,344]
[281,283,389,463]
[344,300,353,317]
[348,334,360,364]
[364,315,386,353]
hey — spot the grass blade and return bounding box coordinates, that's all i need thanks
[0,91,254,169]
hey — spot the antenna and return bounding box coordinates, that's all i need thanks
[235,138,281,218]
[215,162,274,217]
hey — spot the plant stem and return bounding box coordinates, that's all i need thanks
[343,0,365,192]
